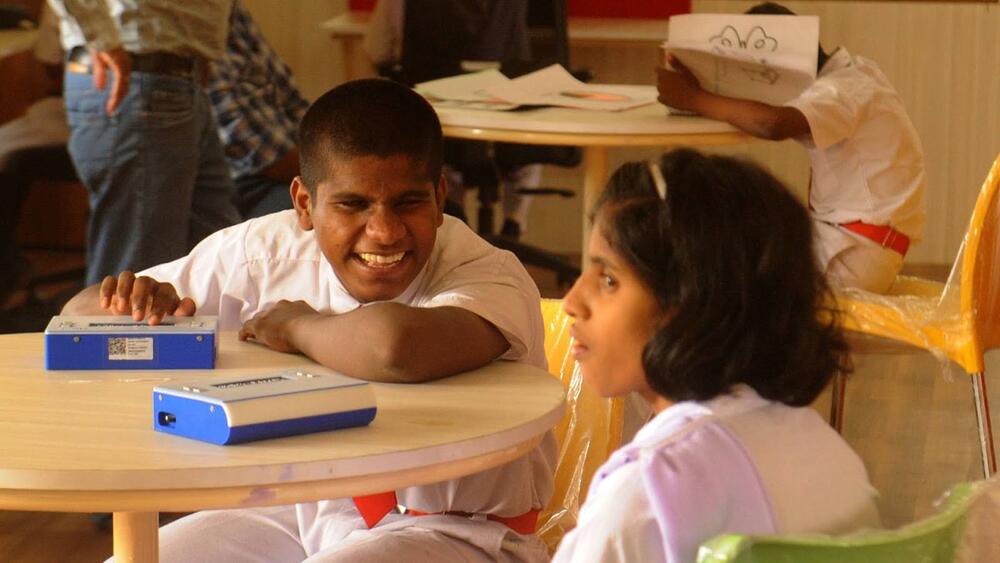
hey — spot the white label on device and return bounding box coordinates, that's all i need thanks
[108,337,154,360]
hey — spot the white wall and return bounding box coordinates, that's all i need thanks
[241,0,350,100]
[244,0,1000,265]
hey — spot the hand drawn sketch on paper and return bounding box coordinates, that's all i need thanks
[709,24,781,84]
[663,14,819,106]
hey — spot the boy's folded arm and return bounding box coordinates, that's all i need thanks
[692,92,810,142]
[287,302,510,384]
[656,62,809,141]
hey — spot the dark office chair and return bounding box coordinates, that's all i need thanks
[389,0,584,285]
[0,145,85,302]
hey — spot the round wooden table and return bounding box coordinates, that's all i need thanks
[0,332,566,562]
[435,91,753,254]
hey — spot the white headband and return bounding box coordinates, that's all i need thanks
[647,161,668,200]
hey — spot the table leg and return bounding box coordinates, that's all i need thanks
[113,511,159,563]
[581,146,609,261]
[341,38,361,82]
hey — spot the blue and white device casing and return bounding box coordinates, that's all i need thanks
[153,367,378,445]
[45,316,218,370]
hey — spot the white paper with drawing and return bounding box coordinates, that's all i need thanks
[415,65,657,111]
[663,14,819,106]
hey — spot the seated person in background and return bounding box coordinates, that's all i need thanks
[552,149,880,562]
[364,0,542,240]
[207,0,310,219]
[656,2,926,293]
[0,4,75,308]
[64,78,554,563]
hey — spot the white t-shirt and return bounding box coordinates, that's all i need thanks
[552,385,881,563]
[141,210,555,516]
[786,48,927,244]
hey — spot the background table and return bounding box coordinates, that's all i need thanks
[0,332,565,562]
[322,11,671,80]
[434,94,753,254]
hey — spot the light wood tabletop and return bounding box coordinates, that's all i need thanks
[0,332,565,562]
[433,93,753,256]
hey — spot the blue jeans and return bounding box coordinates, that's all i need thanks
[64,70,240,285]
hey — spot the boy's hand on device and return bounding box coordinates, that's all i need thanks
[99,271,196,325]
[239,300,320,353]
[656,55,703,112]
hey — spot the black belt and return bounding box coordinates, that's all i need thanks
[66,46,202,81]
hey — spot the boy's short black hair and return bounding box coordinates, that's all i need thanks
[746,2,829,71]
[298,78,443,193]
[593,148,850,407]
[746,2,796,15]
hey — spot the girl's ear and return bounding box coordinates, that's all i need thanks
[290,176,314,231]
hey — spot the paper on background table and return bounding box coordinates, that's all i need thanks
[414,69,519,110]
[484,65,658,111]
[663,14,818,106]
[416,65,658,112]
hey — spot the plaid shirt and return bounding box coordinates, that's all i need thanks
[206,2,309,180]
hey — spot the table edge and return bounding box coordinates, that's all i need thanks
[0,435,545,513]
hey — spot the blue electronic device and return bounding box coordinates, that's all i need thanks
[44,316,218,370]
[152,367,378,445]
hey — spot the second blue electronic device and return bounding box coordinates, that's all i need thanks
[152,367,378,445]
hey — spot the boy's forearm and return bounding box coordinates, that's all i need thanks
[286,303,509,384]
[691,90,809,142]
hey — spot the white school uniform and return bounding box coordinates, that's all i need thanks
[552,385,881,563]
[785,48,926,292]
[138,211,555,563]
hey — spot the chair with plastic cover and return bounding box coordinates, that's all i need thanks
[536,298,624,552]
[832,153,1000,477]
[696,481,981,563]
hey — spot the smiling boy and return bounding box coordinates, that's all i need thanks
[64,79,554,562]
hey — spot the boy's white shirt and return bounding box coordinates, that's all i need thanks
[785,47,927,245]
[140,210,554,518]
[552,385,881,563]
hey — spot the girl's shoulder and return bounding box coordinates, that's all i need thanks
[595,391,771,489]
[580,393,781,562]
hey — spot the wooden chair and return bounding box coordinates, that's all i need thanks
[832,153,1000,477]
[536,298,624,552]
[697,482,981,563]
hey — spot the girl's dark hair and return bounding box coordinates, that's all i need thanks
[594,148,850,406]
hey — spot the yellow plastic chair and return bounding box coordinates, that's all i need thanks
[833,153,1000,477]
[536,298,625,552]
[697,482,981,563]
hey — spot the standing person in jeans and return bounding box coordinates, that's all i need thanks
[47,0,241,285]
[207,1,310,220]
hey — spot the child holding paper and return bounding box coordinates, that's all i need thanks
[551,148,880,562]
[656,2,926,293]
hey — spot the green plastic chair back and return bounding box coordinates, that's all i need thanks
[696,482,980,563]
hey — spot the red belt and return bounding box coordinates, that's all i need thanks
[353,492,539,535]
[840,221,910,256]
